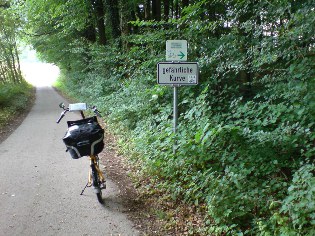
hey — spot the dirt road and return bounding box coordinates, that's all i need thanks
[0,87,140,236]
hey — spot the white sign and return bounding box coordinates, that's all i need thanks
[166,40,188,61]
[157,62,199,85]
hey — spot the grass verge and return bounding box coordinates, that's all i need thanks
[0,81,34,128]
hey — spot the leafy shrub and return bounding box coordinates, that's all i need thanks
[54,1,314,235]
[0,81,33,126]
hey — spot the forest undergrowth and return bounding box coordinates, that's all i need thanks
[23,0,315,235]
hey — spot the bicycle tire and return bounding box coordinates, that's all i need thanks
[96,192,103,204]
[91,164,104,204]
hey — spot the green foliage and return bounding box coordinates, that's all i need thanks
[280,164,315,234]
[0,81,33,126]
[258,164,315,236]
[33,0,315,234]
[0,0,23,83]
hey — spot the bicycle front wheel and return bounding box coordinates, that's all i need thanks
[96,192,103,203]
[91,165,104,204]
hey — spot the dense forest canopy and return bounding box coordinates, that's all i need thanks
[4,0,315,235]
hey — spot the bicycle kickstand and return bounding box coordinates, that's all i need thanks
[80,182,90,195]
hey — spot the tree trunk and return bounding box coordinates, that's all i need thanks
[0,63,7,83]
[0,44,15,83]
[83,0,97,43]
[238,2,255,100]
[182,0,189,8]
[175,0,179,18]
[106,0,121,39]
[163,0,170,21]
[152,0,161,21]
[9,47,19,83]
[94,0,106,45]
[144,0,151,20]
[14,43,22,83]
[120,1,132,36]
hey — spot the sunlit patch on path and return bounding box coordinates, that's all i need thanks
[20,62,60,87]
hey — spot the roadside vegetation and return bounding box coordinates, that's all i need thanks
[0,82,33,127]
[12,0,315,235]
[0,1,33,130]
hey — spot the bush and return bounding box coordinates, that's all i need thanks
[0,81,34,126]
[54,1,314,234]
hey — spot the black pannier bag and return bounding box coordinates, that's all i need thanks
[63,116,104,159]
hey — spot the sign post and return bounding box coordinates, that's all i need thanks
[157,40,199,154]
[173,85,178,134]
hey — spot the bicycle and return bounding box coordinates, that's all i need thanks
[56,102,106,204]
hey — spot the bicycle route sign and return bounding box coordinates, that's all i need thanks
[166,40,187,61]
[157,40,199,154]
[157,62,199,85]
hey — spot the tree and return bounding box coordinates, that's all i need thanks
[106,0,121,40]
[0,0,22,84]
[23,0,313,234]
[152,0,161,21]
[163,0,170,20]
[144,0,151,20]
[92,0,106,45]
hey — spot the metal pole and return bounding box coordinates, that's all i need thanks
[173,85,178,133]
[173,85,178,154]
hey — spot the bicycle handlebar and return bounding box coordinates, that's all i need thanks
[56,110,68,123]
[56,103,102,124]
[92,106,102,118]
